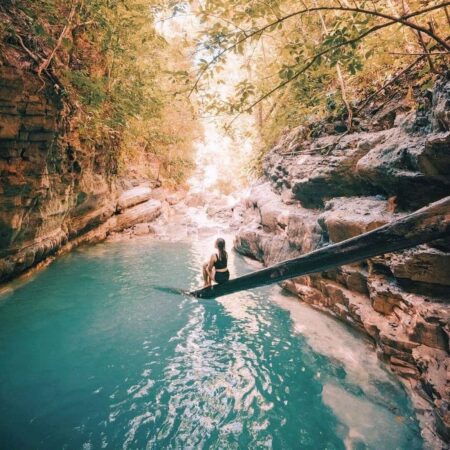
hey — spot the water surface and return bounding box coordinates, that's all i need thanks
[0,239,422,449]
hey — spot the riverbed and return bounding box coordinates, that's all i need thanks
[0,238,423,449]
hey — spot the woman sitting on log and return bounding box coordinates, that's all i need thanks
[203,238,230,287]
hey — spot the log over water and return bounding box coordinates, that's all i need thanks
[190,196,450,299]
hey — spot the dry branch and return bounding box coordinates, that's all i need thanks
[227,20,402,126]
[37,0,78,77]
[354,55,425,115]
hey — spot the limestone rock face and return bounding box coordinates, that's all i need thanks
[265,134,376,208]
[0,65,160,282]
[389,246,450,286]
[114,200,161,231]
[263,79,450,212]
[117,186,152,212]
[320,197,400,243]
[355,130,450,209]
[234,78,450,447]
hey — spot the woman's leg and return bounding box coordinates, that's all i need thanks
[203,263,211,287]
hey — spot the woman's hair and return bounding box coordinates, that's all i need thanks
[215,238,227,261]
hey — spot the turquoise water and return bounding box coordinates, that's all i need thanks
[0,239,423,449]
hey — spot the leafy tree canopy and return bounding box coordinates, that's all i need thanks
[180,0,449,146]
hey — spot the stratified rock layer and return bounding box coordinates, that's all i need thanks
[0,65,161,282]
[234,79,450,447]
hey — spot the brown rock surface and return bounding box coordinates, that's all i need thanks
[0,64,162,283]
[233,78,450,447]
[114,199,161,230]
[117,186,152,211]
[320,196,400,243]
[389,245,450,287]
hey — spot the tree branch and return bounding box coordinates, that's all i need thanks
[37,0,78,77]
[189,1,450,96]
[227,20,400,126]
[388,51,450,55]
[354,55,425,115]
[14,33,60,89]
[15,34,40,64]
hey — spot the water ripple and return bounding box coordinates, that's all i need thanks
[0,239,423,450]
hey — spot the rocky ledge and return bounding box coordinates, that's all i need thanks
[233,78,450,447]
[0,176,162,283]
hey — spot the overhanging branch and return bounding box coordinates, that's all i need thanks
[227,20,396,125]
[189,2,450,96]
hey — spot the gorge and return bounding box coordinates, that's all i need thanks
[0,1,449,449]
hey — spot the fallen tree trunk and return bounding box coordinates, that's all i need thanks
[190,196,450,299]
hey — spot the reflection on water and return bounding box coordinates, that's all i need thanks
[0,239,422,449]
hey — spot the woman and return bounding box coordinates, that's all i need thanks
[203,238,230,287]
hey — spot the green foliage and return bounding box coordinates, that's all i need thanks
[189,0,448,151]
[63,70,106,107]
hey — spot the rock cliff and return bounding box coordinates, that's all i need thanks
[233,78,450,447]
[0,64,161,283]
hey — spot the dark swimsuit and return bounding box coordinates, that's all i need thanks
[213,253,230,284]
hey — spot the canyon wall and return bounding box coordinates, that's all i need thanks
[233,78,450,446]
[0,65,161,283]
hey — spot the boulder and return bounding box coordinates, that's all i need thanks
[233,226,266,262]
[185,192,206,207]
[355,131,450,210]
[166,190,186,206]
[286,140,373,207]
[260,234,299,266]
[320,197,398,243]
[117,186,152,211]
[246,183,285,232]
[115,199,161,231]
[262,131,386,207]
[133,223,155,236]
[286,209,322,253]
[389,245,450,287]
[206,205,232,220]
[150,187,169,202]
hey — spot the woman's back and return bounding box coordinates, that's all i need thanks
[203,237,229,287]
[214,252,227,270]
